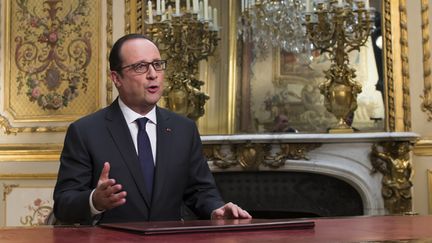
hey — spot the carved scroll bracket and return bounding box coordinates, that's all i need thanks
[370,141,414,214]
[3,183,19,201]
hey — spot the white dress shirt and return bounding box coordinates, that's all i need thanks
[89,98,158,215]
[118,98,157,162]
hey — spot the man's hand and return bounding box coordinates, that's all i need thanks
[92,162,127,211]
[211,202,252,220]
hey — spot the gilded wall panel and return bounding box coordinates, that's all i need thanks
[2,184,54,226]
[3,0,103,128]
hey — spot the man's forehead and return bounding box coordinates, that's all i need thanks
[120,38,160,62]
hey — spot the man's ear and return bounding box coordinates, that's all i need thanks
[110,71,121,88]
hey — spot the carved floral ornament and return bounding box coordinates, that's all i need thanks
[203,143,321,170]
[15,0,92,110]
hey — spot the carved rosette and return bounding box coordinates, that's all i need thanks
[370,141,413,214]
[204,143,321,170]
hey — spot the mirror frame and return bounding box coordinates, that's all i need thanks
[131,0,410,134]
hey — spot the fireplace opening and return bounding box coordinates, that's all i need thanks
[213,171,363,219]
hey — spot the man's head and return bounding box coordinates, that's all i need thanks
[109,34,165,115]
[272,114,290,132]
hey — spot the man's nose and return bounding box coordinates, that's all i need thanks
[146,65,158,79]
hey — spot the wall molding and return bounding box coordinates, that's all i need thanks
[0,174,57,180]
[413,139,432,156]
[0,144,62,162]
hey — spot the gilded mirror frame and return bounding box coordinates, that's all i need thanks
[131,0,410,134]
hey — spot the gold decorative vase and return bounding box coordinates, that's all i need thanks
[320,64,362,132]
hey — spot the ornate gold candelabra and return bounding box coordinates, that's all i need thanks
[144,1,219,120]
[305,0,374,132]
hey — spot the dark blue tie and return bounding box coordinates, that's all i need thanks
[136,117,155,199]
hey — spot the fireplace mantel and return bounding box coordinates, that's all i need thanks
[202,132,419,216]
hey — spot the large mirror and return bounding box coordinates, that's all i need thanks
[135,0,409,135]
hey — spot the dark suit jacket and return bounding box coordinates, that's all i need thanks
[53,99,224,224]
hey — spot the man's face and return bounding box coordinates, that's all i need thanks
[111,38,164,115]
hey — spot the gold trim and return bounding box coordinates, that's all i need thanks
[0,0,2,84]
[399,0,411,131]
[428,170,432,214]
[383,0,395,131]
[106,0,113,105]
[135,0,144,34]
[421,0,432,121]
[0,144,62,162]
[0,174,57,180]
[413,139,432,156]
[125,0,137,34]
[227,0,237,134]
[382,0,409,132]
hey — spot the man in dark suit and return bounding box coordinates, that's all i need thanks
[53,33,251,224]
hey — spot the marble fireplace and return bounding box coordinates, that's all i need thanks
[202,132,418,218]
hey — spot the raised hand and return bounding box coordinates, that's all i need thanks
[92,162,127,211]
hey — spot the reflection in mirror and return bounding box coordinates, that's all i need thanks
[235,0,384,134]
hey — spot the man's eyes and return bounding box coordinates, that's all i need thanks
[134,62,149,69]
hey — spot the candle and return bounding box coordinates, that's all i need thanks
[156,0,161,15]
[208,6,212,20]
[204,0,208,20]
[148,1,153,23]
[306,0,310,12]
[168,5,172,20]
[199,1,203,19]
[241,0,244,13]
[193,0,199,13]
[364,0,370,8]
[213,8,218,29]
[338,0,343,5]
[186,0,190,11]
[175,0,180,15]
[161,0,165,13]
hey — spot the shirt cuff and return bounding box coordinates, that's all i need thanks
[89,189,105,216]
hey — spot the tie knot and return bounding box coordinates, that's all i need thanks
[136,117,149,131]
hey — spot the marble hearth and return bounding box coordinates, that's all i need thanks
[202,132,419,217]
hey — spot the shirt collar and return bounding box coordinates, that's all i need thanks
[118,97,157,125]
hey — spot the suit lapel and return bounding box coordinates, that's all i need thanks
[152,107,172,207]
[105,99,151,208]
